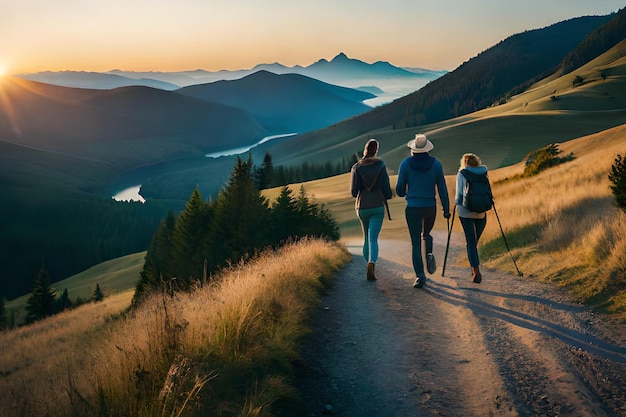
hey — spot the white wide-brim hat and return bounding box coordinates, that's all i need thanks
[407,134,434,153]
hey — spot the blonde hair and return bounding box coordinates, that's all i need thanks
[363,139,379,158]
[459,153,482,170]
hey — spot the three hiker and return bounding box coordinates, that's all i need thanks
[351,135,492,286]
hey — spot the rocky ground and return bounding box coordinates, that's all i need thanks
[293,232,626,417]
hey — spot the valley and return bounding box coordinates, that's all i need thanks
[0,8,626,417]
[1,10,626,309]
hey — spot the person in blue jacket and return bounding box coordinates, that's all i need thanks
[351,139,393,281]
[396,134,450,288]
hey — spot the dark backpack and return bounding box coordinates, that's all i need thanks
[460,169,493,213]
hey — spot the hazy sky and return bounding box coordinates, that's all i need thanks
[1,0,624,74]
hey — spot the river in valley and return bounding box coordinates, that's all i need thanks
[111,133,297,202]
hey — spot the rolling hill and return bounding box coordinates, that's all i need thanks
[0,77,266,167]
[0,71,378,298]
[250,11,625,173]
[78,10,626,203]
[2,9,624,302]
[177,70,375,133]
[15,70,180,90]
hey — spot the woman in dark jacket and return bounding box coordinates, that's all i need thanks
[350,139,393,281]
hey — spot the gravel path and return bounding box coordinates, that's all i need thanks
[293,232,626,417]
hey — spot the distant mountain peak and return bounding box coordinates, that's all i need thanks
[251,62,289,71]
[329,52,365,65]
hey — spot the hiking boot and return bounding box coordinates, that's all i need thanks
[472,266,482,283]
[413,275,425,288]
[367,262,376,281]
[426,253,436,274]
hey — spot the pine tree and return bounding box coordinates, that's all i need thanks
[256,151,274,189]
[92,283,104,302]
[56,288,72,312]
[212,155,271,267]
[609,152,626,213]
[295,185,340,241]
[270,186,301,243]
[25,267,57,323]
[170,188,213,286]
[136,209,177,301]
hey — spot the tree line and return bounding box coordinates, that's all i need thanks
[0,191,168,300]
[133,154,339,303]
[0,152,341,327]
[3,148,625,328]
[254,151,358,189]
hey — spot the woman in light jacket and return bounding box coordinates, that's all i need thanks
[456,153,489,283]
[350,139,393,281]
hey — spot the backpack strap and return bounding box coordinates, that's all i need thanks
[357,165,383,192]
[356,166,392,220]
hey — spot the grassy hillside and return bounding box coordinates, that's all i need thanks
[2,123,624,414]
[479,124,626,316]
[259,41,626,316]
[265,121,626,317]
[0,239,350,417]
[256,38,626,178]
[4,251,145,324]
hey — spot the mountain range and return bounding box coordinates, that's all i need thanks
[2,8,625,299]
[16,52,446,94]
[0,70,379,171]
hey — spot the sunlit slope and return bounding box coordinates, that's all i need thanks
[5,252,145,323]
[276,122,626,313]
[263,39,626,176]
[267,118,626,241]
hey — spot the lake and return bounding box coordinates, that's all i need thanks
[112,185,145,202]
[112,133,298,201]
[204,133,297,158]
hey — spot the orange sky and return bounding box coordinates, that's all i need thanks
[1,1,623,74]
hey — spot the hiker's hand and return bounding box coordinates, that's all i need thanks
[444,212,451,219]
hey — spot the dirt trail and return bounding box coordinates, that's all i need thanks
[294,231,626,417]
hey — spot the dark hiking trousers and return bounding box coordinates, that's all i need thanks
[405,206,436,277]
[459,216,487,267]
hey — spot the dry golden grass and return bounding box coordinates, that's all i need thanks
[0,290,134,416]
[0,238,350,417]
[269,124,626,318]
[3,42,626,416]
[479,124,626,316]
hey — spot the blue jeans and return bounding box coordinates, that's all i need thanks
[357,206,385,263]
[405,206,436,277]
[459,216,487,267]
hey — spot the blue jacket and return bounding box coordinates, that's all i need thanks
[396,153,450,214]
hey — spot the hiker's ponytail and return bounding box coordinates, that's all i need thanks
[363,139,379,159]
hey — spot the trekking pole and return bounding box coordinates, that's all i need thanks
[442,204,456,277]
[492,202,523,276]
